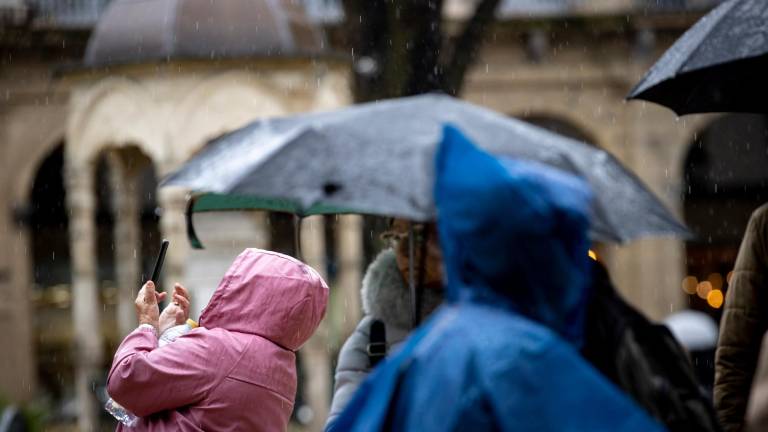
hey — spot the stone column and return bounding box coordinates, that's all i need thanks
[107,152,142,336]
[336,215,363,336]
[0,198,35,402]
[298,215,330,431]
[65,161,102,432]
[157,187,189,291]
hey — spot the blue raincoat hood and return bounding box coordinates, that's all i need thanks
[436,124,593,345]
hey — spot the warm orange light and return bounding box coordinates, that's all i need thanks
[682,276,698,295]
[707,289,724,309]
[588,250,597,261]
[708,273,723,291]
[697,281,713,299]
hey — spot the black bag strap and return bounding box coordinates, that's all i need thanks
[367,319,387,367]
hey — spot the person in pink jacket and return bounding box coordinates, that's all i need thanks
[107,248,329,431]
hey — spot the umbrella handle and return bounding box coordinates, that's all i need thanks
[293,215,302,260]
[409,224,417,328]
[186,195,205,249]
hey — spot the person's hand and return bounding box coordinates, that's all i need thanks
[158,283,191,335]
[135,281,166,332]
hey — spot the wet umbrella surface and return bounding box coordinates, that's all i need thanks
[164,94,689,243]
[628,0,768,115]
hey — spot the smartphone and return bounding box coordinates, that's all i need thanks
[150,239,170,287]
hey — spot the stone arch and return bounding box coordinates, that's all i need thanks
[68,76,143,134]
[26,142,73,401]
[67,77,165,168]
[520,112,601,146]
[169,70,290,170]
[512,108,606,151]
[3,105,67,403]
[663,114,717,196]
[11,121,67,208]
[90,145,162,335]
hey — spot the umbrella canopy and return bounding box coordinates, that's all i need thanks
[628,0,768,115]
[163,94,689,243]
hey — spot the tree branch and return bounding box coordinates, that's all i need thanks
[441,0,501,96]
[340,0,389,101]
[404,0,444,95]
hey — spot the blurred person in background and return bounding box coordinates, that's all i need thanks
[581,248,719,432]
[107,249,328,431]
[744,331,768,431]
[664,310,719,393]
[325,219,444,430]
[715,204,768,432]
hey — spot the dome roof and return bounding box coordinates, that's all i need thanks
[84,0,327,67]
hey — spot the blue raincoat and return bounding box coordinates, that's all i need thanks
[329,125,665,432]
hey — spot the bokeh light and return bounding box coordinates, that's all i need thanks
[708,273,723,291]
[697,281,713,299]
[682,276,698,295]
[707,289,724,309]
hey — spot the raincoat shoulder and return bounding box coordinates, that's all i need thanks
[334,304,664,432]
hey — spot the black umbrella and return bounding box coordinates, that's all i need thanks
[628,0,768,115]
[164,94,689,244]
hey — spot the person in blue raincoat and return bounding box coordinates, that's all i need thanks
[329,125,666,432]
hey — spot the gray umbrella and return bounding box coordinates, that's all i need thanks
[163,94,689,243]
[628,0,768,115]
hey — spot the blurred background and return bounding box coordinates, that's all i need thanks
[0,0,763,429]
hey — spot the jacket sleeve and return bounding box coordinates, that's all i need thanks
[325,316,374,430]
[746,332,768,432]
[107,327,224,417]
[715,205,768,432]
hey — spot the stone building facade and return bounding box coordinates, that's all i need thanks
[2,1,352,430]
[2,0,764,430]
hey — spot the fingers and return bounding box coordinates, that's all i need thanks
[172,293,190,309]
[172,293,191,320]
[174,283,190,301]
[136,281,157,305]
[155,292,168,303]
[135,282,161,329]
[145,281,157,304]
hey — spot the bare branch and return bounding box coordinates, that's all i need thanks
[441,0,501,96]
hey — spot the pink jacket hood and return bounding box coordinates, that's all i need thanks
[198,249,328,351]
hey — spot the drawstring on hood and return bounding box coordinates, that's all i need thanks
[434,125,593,347]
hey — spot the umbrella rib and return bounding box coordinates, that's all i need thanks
[557,152,625,242]
[628,0,739,99]
[681,0,744,75]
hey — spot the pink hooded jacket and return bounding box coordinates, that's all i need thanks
[107,249,329,431]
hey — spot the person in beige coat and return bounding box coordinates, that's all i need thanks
[746,331,768,431]
[715,203,768,432]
